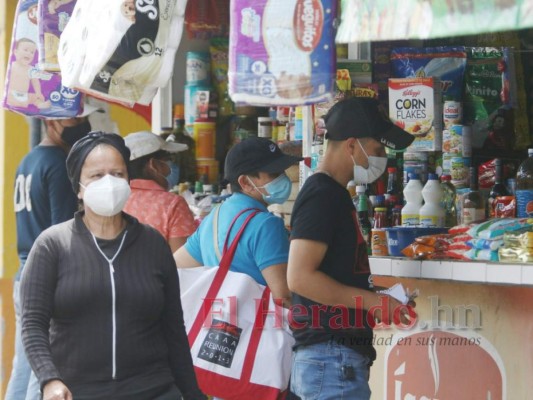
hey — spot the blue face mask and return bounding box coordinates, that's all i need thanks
[164,161,180,190]
[249,173,292,205]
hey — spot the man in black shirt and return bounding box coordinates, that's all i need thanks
[288,97,415,399]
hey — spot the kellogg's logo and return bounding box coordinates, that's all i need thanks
[293,0,323,52]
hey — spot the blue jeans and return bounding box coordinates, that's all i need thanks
[290,340,372,400]
[5,281,41,400]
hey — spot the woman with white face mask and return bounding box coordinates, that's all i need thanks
[20,132,206,400]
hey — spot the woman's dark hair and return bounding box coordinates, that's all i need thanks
[129,150,169,179]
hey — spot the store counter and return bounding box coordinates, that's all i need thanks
[370,256,533,286]
[367,257,533,399]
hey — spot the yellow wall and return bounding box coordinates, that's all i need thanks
[0,2,150,395]
[1,0,20,395]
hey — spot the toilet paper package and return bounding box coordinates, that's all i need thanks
[38,0,77,71]
[228,0,337,106]
[58,0,188,106]
[3,0,82,118]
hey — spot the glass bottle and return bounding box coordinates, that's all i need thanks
[488,158,509,218]
[386,167,400,202]
[462,167,486,224]
[357,194,372,255]
[440,174,457,227]
[169,106,197,183]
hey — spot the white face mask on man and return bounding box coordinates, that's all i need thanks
[80,174,131,217]
[351,139,388,184]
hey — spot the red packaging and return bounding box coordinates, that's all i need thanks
[494,196,516,218]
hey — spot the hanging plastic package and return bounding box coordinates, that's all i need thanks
[391,46,467,102]
[463,47,514,150]
[37,0,77,72]
[58,0,188,106]
[228,0,337,106]
[2,0,83,118]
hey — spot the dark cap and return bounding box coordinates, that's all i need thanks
[224,137,302,181]
[324,97,415,150]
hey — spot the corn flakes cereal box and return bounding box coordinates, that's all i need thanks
[388,77,442,151]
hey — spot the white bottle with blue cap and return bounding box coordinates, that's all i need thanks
[401,173,423,226]
[419,173,445,227]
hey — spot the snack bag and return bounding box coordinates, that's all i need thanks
[465,248,499,262]
[499,247,533,263]
[391,46,467,101]
[3,0,82,117]
[468,218,532,240]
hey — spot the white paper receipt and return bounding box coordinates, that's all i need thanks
[378,283,418,305]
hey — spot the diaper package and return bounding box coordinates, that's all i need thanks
[228,0,337,106]
[58,0,187,106]
[2,0,82,118]
[38,0,77,71]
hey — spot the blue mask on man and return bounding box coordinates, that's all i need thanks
[165,161,180,190]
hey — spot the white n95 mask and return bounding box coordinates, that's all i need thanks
[81,175,131,217]
[352,140,387,184]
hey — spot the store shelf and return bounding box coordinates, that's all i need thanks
[369,257,533,286]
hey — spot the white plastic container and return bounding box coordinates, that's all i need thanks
[419,173,445,227]
[402,173,423,226]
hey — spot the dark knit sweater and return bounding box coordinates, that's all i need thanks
[20,212,205,399]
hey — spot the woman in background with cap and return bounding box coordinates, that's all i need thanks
[123,131,196,252]
[20,132,206,400]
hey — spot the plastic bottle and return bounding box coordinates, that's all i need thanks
[347,180,356,199]
[419,173,445,227]
[353,185,367,212]
[515,148,533,218]
[357,194,372,255]
[440,174,457,227]
[401,173,423,226]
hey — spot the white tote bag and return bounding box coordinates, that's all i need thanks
[178,209,294,400]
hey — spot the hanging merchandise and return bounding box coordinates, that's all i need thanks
[463,47,514,150]
[228,0,337,106]
[37,0,77,72]
[184,0,230,39]
[391,46,467,102]
[2,0,83,118]
[336,0,533,44]
[210,38,234,117]
[58,0,187,106]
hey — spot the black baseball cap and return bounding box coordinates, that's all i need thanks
[324,97,415,150]
[224,137,302,181]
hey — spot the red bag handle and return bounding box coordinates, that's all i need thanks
[188,207,262,344]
